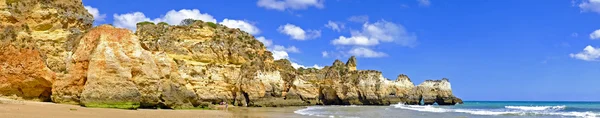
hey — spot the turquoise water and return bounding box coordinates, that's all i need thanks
[294,101,600,118]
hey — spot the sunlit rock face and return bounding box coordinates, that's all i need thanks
[0,0,92,101]
[408,78,463,105]
[0,0,462,108]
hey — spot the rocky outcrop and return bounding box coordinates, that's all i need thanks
[0,0,92,101]
[135,21,287,107]
[346,56,357,71]
[408,78,463,105]
[0,0,462,108]
[54,25,198,109]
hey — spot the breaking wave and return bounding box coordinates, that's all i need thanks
[505,105,566,111]
[393,103,599,118]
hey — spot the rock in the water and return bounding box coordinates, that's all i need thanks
[408,78,462,105]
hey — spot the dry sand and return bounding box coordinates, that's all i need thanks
[0,98,308,118]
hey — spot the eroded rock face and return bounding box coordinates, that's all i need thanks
[135,22,282,107]
[54,25,197,109]
[0,0,92,101]
[346,56,357,71]
[409,78,463,105]
[0,27,54,101]
[0,0,462,107]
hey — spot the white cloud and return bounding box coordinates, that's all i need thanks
[84,6,106,22]
[257,0,325,11]
[256,36,273,47]
[278,24,321,40]
[418,0,431,6]
[219,19,261,35]
[113,9,217,31]
[322,51,329,57]
[158,9,217,25]
[348,47,388,58]
[570,45,600,61]
[331,20,417,47]
[113,12,151,30]
[590,29,600,40]
[332,36,379,46]
[579,0,600,14]
[267,44,321,69]
[325,21,344,32]
[348,15,369,23]
[273,45,300,53]
[271,50,290,60]
[291,62,323,69]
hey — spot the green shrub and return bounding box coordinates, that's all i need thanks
[84,102,140,110]
[158,22,169,26]
[136,21,155,26]
[206,22,217,28]
[180,19,197,26]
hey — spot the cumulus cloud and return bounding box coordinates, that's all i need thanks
[113,9,217,31]
[331,20,417,47]
[267,44,321,69]
[270,45,301,60]
[271,49,290,60]
[291,62,323,69]
[332,36,379,46]
[278,24,321,40]
[418,0,431,6]
[590,29,600,40]
[256,36,273,47]
[348,47,388,58]
[219,19,261,35]
[570,45,600,61]
[322,51,329,57]
[257,0,325,11]
[579,0,600,14]
[159,9,217,25]
[325,21,344,32]
[273,45,301,53]
[348,15,369,23]
[84,6,106,22]
[113,12,151,30]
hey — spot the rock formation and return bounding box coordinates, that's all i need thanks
[0,0,93,101]
[408,78,463,105]
[0,0,462,108]
[346,56,357,71]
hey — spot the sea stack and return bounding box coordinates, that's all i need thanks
[0,0,463,108]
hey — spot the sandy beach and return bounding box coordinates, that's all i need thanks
[0,98,307,118]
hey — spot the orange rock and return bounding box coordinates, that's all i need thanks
[0,44,55,101]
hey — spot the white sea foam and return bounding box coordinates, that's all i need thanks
[294,106,328,117]
[392,103,600,118]
[391,104,448,112]
[505,105,566,111]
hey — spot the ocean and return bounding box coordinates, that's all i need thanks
[293,101,600,118]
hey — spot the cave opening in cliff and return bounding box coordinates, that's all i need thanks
[242,91,250,107]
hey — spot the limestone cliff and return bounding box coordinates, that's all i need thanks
[0,0,92,101]
[408,78,463,105]
[0,0,463,108]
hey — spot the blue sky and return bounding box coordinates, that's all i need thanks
[82,0,600,101]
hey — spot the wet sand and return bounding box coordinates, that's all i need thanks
[0,98,307,118]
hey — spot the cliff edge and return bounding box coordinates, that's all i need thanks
[0,0,462,108]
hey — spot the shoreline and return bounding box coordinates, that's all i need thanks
[0,98,307,118]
